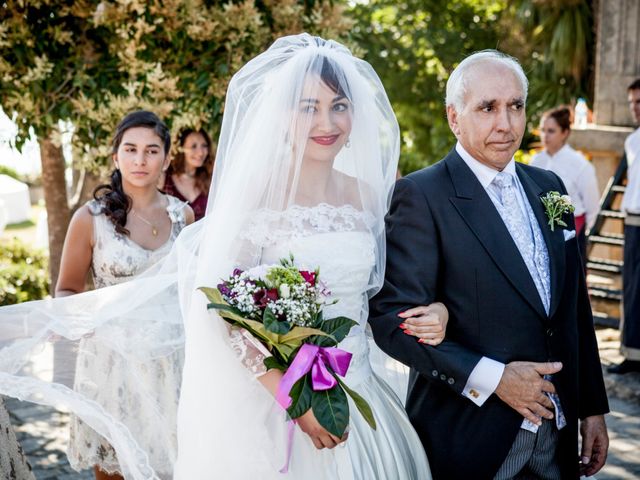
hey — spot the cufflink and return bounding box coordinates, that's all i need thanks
[469,389,479,398]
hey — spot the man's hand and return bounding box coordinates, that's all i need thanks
[580,415,608,476]
[494,361,563,425]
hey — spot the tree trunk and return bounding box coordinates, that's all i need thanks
[70,168,102,213]
[39,135,70,292]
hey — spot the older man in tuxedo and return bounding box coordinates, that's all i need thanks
[370,50,609,479]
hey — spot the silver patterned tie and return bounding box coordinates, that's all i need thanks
[492,172,534,253]
[492,172,564,432]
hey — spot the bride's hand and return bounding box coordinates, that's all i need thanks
[398,302,448,346]
[296,408,348,450]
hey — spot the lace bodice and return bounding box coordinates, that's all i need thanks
[230,204,377,381]
[87,196,187,288]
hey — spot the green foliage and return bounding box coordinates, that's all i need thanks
[0,165,21,180]
[0,239,50,305]
[310,379,349,437]
[0,0,353,168]
[506,0,594,129]
[349,0,506,172]
[287,374,313,419]
[349,0,594,172]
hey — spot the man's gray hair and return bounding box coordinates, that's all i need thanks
[445,50,528,112]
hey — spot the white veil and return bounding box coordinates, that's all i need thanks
[0,34,400,479]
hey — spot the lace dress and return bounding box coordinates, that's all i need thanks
[0,397,35,480]
[67,196,187,477]
[230,204,432,479]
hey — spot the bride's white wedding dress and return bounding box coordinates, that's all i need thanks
[231,203,431,479]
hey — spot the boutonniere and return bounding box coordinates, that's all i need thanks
[540,191,575,231]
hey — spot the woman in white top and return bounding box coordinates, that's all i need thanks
[531,105,600,268]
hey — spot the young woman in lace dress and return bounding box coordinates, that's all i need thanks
[55,111,194,480]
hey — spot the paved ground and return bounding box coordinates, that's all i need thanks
[4,328,640,479]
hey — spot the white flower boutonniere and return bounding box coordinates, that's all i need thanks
[541,191,575,231]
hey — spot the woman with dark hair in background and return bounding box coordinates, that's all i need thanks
[55,110,194,480]
[160,128,213,220]
[531,105,600,267]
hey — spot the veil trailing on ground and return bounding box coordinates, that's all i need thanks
[0,34,400,479]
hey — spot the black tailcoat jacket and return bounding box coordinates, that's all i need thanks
[369,150,609,479]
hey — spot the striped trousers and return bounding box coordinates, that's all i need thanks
[493,420,562,480]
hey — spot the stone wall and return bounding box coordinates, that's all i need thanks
[594,0,640,127]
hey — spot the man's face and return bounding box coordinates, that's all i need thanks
[628,88,640,125]
[447,63,526,171]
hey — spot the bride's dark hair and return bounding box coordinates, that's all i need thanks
[319,57,350,100]
[93,110,171,236]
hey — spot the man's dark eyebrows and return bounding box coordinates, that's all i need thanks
[510,97,525,106]
[478,99,496,108]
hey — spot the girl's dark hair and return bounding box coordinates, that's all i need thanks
[165,129,214,194]
[93,110,171,236]
[542,106,572,132]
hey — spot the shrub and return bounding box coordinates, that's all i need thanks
[0,238,50,305]
[0,165,20,180]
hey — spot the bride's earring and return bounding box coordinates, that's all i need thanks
[345,138,351,148]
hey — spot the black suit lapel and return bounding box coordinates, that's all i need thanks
[445,151,548,320]
[516,165,566,319]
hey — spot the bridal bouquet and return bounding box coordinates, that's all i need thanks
[199,255,376,439]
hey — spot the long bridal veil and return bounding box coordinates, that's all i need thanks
[0,34,401,479]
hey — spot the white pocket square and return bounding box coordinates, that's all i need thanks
[563,229,576,241]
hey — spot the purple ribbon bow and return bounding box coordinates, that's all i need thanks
[276,343,352,473]
[276,343,352,409]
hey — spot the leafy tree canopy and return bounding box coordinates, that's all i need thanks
[350,0,594,172]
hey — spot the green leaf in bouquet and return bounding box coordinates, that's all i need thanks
[263,307,291,335]
[198,286,224,305]
[310,310,323,329]
[234,318,280,344]
[311,385,349,438]
[263,356,287,372]
[336,377,376,431]
[208,303,247,318]
[310,317,358,347]
[286,374,313,419]
[272,343,296,360]
[198,288,248,322]
[279,326,334,348]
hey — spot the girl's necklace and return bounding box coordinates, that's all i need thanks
[131,209,159,236]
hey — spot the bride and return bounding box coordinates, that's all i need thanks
[172,33,443,479]
[0,34,445,479]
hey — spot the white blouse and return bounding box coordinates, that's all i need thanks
[622,128,640,215]
[530,144,600,229]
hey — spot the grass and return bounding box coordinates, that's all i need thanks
[5,219,36,230]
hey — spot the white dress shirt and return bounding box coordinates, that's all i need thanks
[530,144,600,229]
[622,128,640,215]
[455,143,510,406]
